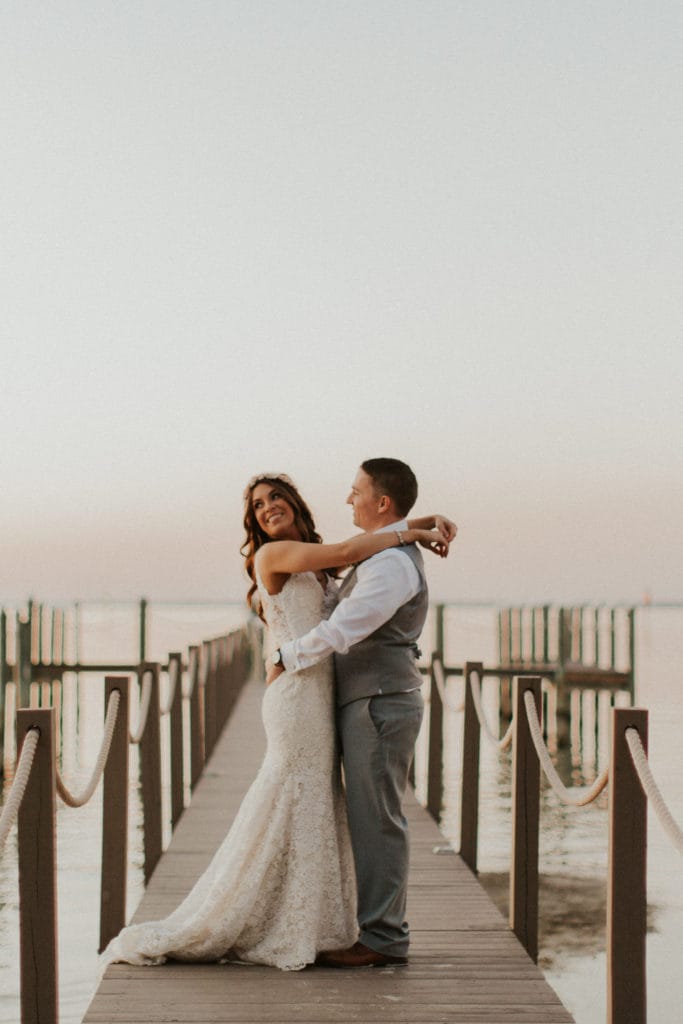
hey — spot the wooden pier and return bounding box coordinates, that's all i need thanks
[84,676,574,1024]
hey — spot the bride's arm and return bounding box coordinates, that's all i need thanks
[408,514,458,543]
[257,527,448,578]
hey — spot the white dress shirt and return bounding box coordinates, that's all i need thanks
[279,519,421,672]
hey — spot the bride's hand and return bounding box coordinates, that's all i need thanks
[414,528,450,558]
[434,515,458,543]
[266,663,285,686]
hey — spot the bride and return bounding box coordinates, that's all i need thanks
[103,472,449,971]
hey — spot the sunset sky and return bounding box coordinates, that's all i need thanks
[2,2,681,605]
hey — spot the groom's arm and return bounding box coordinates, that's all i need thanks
[276,550,420,674]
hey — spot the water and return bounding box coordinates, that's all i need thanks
[1,602,682,1023]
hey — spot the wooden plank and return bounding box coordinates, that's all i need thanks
[84,677,574,1024]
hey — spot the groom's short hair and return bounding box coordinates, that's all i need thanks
[361,458,418,517]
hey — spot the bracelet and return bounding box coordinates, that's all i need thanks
[395,530,406,546]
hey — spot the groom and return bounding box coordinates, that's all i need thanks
[268,458,454,967]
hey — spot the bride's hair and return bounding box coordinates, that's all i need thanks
[241,473,323,621]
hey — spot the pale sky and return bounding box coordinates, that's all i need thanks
[1,1,682,605]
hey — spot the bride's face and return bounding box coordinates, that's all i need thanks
[251,483,300,540]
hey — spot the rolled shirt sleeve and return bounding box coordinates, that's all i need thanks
[279,524,421,672]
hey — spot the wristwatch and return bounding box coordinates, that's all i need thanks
[272,648,285,669]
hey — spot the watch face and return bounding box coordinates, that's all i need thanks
[273,650,282,665]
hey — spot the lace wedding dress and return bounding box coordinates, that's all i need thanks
[103,571,357,971]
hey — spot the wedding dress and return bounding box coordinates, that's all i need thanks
[103,570,358,971]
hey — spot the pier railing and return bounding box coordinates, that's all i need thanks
[0,622,254,1024]
[424,655,683,1024]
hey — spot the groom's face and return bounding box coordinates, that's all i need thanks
[347,468,383,532]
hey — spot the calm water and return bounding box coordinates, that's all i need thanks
[1,602,682,1023]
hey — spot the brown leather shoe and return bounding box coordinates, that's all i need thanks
[316,940,408,969]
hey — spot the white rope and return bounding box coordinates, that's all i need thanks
[523,690,609,806]
[432,659,464,713]
[159,659,179,716]
[56,690,121,807]
[469,669,514,751]
[626,727,683,854]
[0,730,40,848]
[129,670,153,744]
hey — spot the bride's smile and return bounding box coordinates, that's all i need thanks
[252,484,300,541]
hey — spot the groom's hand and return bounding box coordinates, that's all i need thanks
[266,663,285,686]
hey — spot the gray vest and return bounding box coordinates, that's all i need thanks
[333,544,429,708]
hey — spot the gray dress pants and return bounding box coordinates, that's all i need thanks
[338,689,424,957]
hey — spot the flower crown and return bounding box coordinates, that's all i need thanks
[243,472,297,503]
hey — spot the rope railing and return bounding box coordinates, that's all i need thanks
[432,658,464,713]
[1,621,254,1024]
[129,669,153,744]
[626,726,683,854]
[431,657,513,749]
[426,649,679,1024]
[0,729,40,849]
[56,689,121,808]
[522,689,609,806]
[469,667,514,750]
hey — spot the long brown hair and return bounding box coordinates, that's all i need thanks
[241,473,323,621]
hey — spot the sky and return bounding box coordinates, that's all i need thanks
[1,1,682,605]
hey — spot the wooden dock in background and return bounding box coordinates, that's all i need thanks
[84,677,574,1024]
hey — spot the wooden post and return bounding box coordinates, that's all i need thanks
[557,607,568,668]
[203,640,217,761]
[100,677,130,952]
[74,601,81,669]
[40,603,46,663]
[139,663,162,883]
[17,707,58,1024]
[594,606,601,665]
[511,607,521,663]
[555,608,571,749]
[460,661,482,873]
[497,609,504,666]
[168,652,184,829]
[607,707,647,1024]
[59,607,66,665]
[139,598,148,663]
[434,604,445,663]
[609,607,617,669]
[16,613,32,708]
[216,637,229,733]
[627,607,636,703]
[510,676,541,962]
[50,608,57,666]
[0,609,7,765]
[499,608,512,726]
[426,655,444,822]
[188,645,203,789]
